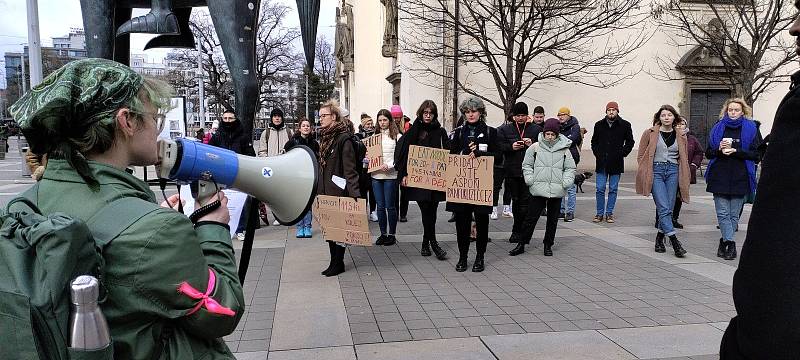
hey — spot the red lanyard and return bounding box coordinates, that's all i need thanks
[515,122,527,139]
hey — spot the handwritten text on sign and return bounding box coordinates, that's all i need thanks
[406,145,449,192]
[444,155,494,206]
[364,134,383,173]
[314,195,372,246]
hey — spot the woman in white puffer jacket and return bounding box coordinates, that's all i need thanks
[509,118,576,257]
[371,109,402,246]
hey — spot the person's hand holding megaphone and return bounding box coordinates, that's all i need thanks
[195,191,231,224]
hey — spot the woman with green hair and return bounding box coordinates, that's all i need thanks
[446,96,499,272]
[9,58,244,359]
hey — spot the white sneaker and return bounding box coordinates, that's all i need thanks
[502,205,513,218]
[369,211,378,222]
[236,232,245,241]
[272,220,280,226]
[490,208,499,220]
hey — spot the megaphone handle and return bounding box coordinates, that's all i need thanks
[188,180,222,223]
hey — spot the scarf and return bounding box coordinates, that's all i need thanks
[706,115,758,193]
[318,119,352,168]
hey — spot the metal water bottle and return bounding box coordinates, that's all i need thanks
[69,275,111,350]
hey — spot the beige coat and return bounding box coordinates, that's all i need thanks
[635,126,690,202]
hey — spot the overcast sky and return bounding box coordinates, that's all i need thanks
[0,0,337,88]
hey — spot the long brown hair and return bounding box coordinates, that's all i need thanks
[376,109,399,140]
[416,100,438,122]
[652,105,681,127]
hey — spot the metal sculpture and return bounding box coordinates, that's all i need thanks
[79,0,260,133]
[296,0,320,68]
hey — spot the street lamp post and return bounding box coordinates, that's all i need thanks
[25,0,43,87]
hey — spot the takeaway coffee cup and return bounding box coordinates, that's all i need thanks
[722,137,733,148]
[478,143,488,152]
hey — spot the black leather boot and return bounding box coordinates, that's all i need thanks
[509,233,519,243]
[429,239,448,260]
[383,235,397,246]
[421,238,432,256]
[472,254,485,272]
[655,232,666,253]
[543,243,553,256]
[322,241,336,275]
[326,245,346,277]
[724,241,737,260]
[717,238,726,258]
[455,256,468,272]
[509,243,525,256]
[668,235,687,258]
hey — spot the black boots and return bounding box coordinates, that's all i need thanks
[383,235,397,246]
[421,238,432,256]
[717,238,726,258]
[455,256,468,272]
[655,233,666,253]
[509,243,525,256]
[509,233,519,243]
[376,235,387,245]
[322,241,346,277]
[472,254,485,272]
[723,241,737,260]
[668,235,687,258]
[543,243,553,256]
[430,239,448,260]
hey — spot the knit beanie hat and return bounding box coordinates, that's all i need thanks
[543,118,560,134]
[270,108,284,118]
[533,106,545,114]
[558,107,571,116]
[606,101,619,111]
[390,104,403,118]
[512,102,529,115]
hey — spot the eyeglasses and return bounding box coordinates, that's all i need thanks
[135,111,166,132]
[320,113,332,118]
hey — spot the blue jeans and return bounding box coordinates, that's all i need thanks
[296,210,312,230]
[714,194,745,242]
[595,171,621,216]
[651,162,679,236]
[372,178,399,235]
[560,184,576,214]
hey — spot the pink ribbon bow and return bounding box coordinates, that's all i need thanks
[177,268,236,316]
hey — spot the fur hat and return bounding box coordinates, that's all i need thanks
[512,102,529,115]
[543,118,560,134]
[558,107,571,116]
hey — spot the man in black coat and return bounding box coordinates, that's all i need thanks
[589,101,634,224]
[719,8,800,358]
[209,110,256,156]
[497,102,542,247]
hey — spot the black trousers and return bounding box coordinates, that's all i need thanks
[455,210,489,259]
[418,201,439,241]
[505,177,531,234]
[520,196,561,246]
[493,167,512,206]
[398,186,409,218]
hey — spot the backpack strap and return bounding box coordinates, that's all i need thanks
[86,197,161,248]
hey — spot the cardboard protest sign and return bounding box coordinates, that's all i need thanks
[364,134,384,173]
[444,155,494,206]
[314,195,372,246]
[405,145,449,192]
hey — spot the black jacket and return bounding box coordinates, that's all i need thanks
[590,116,635,174]
[445,121,498,214]
[720,72,800,360]
[497,121,542,177]
[704,125,762,196]
[559,116,582,164]
[209,120,256,156]
[284,133,320,156]
[395,118,449,202]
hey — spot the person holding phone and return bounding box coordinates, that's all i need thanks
[705,98,762,261]
[447,97,498,272]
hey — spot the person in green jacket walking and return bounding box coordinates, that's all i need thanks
[9,58,245,360]
[509,118,577,257]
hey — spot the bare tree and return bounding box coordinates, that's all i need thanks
[651,0,797,105]
[401,0,651,119]
[165,0,300,117]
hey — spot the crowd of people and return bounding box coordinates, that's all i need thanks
[194,94,762,278]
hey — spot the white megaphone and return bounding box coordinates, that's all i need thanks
[156,138,319,225]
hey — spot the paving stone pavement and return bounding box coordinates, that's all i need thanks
[0,138,744,359]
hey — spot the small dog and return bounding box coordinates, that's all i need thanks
[574,171,594,193]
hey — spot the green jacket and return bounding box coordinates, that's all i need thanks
[34,159,244,360]
[522,133,577,198]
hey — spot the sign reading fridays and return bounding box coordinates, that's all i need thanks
[405,145,494,206]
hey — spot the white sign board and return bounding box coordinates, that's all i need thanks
[180,186,248,239]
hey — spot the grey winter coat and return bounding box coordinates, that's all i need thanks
[522,133,577,198]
